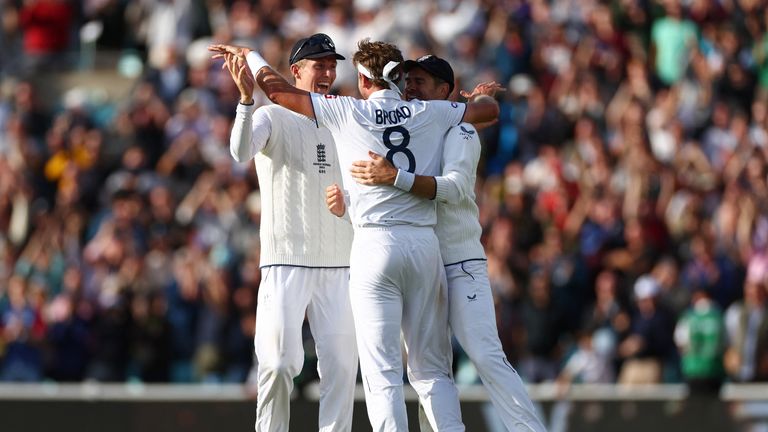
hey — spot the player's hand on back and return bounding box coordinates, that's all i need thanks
[326,183,346,217]
[350,151,398,186]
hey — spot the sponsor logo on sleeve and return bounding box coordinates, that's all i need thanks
[459,125,475,141]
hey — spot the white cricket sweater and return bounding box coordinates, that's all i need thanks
[434,123,486,265]
[231,102,353,268]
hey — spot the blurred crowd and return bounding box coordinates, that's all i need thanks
[0,0,768,395]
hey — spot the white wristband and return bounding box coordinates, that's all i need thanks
[246,51,270,75]
[393,169,415,191]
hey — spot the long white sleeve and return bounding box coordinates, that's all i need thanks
[230,103,272,162]
[246,51,269,76]
[434,123,485,265]
[434,124,480,204]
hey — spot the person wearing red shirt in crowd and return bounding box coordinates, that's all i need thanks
[19,0,73,70]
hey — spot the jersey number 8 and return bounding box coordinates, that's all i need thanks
[383,126,415,173]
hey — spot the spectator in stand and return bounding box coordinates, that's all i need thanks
[45,289,92,382]
[618,275,677,384]
[520,268,565,383]
[558,328,616,386]
[127,290,171,382]
[581,269,631,347]
[650,0,698,86]
[165,247,202,383]
[675,286,726,394]
[18,0,74,72]
[724,263,768,382]
[0,275,45,381]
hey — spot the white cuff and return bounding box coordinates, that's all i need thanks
[434,177,452,202]
[246,51,270,75]
[237,102,256,114]
[393,169,415,191]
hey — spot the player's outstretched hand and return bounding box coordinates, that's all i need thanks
[220,53,255,104]
[460,81,506,100]
[326,183,346,217]
[350,151,397,186]
[208,43,252,60]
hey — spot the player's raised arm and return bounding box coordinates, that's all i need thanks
[253,61,315,118]
[217,51,272,162]
[210,44,315,119]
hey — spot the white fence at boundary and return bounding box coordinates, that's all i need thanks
[0,382,757,402]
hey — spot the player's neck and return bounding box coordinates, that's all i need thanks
[295,81,313,93]
[362,86,389,99]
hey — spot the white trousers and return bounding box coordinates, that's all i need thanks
[254,266,357,432]
[446,260,547,432]
[350,226,464,432]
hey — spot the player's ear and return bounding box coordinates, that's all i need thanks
[290,63,301,80]
[359,73,371,88]
[439,82,451,100]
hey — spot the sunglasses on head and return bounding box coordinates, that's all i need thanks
[289,34,335,65]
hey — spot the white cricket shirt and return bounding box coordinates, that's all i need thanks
[433,123,486,265]
[230,102,353,268]
[310,89,466,227]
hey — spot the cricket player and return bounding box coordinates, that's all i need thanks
[333,55,548,432]
[210,38,500,431]
[220,34,357,432]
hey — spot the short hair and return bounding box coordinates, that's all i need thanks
[352,39,404,89]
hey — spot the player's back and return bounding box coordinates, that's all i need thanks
[311,89,466,227]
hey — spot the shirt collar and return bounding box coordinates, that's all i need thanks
[368,89,402,100]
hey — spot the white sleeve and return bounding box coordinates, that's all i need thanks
[429,100,467,128]
[310,93,349,131]
[246,51,268,77]
[434,124,480,204]
[230,104,271,162]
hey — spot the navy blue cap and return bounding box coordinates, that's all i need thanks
[289,33,345,65]
[403,55,455,94]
